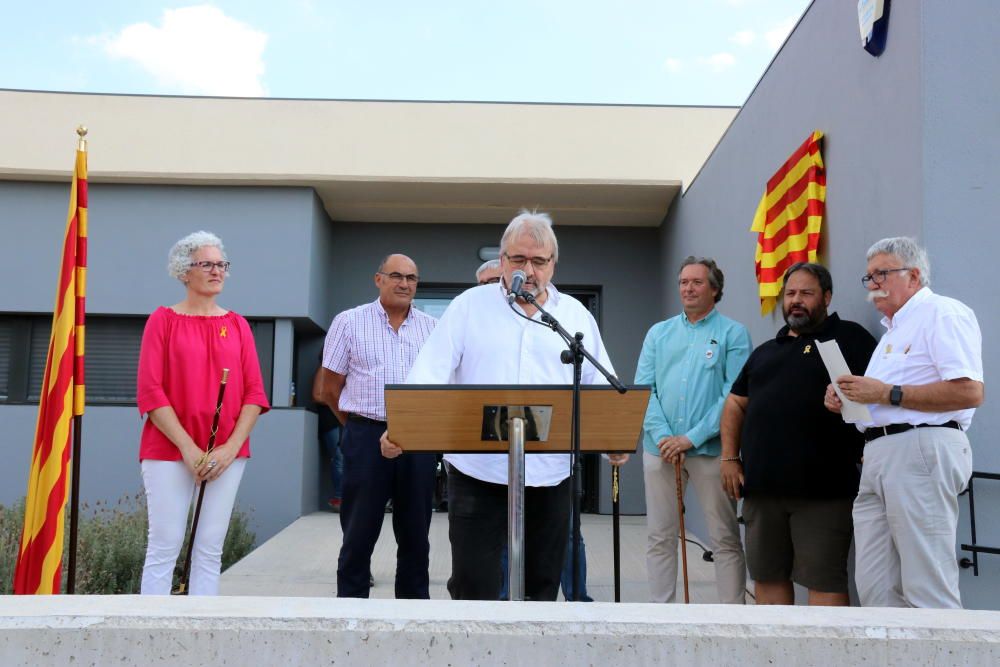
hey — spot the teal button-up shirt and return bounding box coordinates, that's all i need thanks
[634,309,751,457]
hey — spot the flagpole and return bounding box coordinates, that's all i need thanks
[66,126,88,595]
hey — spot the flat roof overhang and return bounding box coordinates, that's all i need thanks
[0,90,735,227]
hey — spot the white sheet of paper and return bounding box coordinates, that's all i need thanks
[816,339,873,424]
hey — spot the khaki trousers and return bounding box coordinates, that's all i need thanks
[854,426,972,608]
[643,452,746,603]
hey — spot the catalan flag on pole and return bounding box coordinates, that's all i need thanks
[751,130,826,315]
[13,129,88,595]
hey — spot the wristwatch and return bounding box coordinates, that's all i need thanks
[889,385,904,406]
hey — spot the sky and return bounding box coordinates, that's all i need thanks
[0,1,812,106]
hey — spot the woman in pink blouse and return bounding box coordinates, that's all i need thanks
[136,231,270,595]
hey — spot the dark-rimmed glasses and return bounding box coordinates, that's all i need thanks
[861,267,910,288]
[503,253,553,269]
[191,260,230,273]
[378,271,420,284]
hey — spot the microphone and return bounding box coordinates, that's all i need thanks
[507,270,527,304]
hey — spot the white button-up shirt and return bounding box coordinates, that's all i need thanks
[323,299,437,421]
[406,282,615,486]
[862,287,983,430]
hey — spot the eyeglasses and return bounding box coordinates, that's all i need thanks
[479,277,501,285]
[191,260,230,273]
[378,271,420,284]
[503,253,553,269]
[861,267,910,288]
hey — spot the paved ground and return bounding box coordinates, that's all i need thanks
[221,510,739,603]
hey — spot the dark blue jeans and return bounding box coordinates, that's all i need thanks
[336,419,436,598]
[320,426,343,499]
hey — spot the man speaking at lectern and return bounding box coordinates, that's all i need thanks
[381,210,628,600]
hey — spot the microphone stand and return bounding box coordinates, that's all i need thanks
[515,289,625,601]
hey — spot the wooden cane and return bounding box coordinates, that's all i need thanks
[675,461,690,604]
[174,368,229,595]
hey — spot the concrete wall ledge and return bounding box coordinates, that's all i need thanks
[2,596,999,665]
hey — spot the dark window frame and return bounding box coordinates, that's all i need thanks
[0,313,275,407]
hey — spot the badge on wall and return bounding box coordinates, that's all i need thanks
[858,0,891,57]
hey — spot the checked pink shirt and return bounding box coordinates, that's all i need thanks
[322,298,436,421]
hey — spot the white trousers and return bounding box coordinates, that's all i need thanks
[140,458,246,596]
[854,427,972,608]
[643,452,746,603]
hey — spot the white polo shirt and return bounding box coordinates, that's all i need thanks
[405,282,614,486]
[861,287,983,430]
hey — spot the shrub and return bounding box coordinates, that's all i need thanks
[0,495,256,594]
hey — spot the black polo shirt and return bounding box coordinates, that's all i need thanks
[730,312,877,498]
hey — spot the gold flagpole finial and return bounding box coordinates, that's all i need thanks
[76,125,88,151]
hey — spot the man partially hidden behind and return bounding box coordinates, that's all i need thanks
[381,210,628,600]
[721,262,876,605]
[319,254,437,598]
[476,259,502,285]
[828,237,983,608]
[636,256,750,604]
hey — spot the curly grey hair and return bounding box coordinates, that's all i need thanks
[866,237,930,287]
[167,231,228,280]
[500,209,559,262]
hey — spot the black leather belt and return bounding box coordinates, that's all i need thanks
[864,420,961,443]
[347,413,387,426]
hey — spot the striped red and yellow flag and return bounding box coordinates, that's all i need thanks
[751,130,826,315]
[13,141,88,594]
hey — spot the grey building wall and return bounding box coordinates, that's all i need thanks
[920,0,1000,610]
[0,182,328,324]
[658,0,1000,608]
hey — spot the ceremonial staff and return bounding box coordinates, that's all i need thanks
[174,368,229,595]
[612,464,621,602]
[676,463,690,603]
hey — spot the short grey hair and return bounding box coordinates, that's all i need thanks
[167,231,227,280]
[500,209,559,262]
[678,256,724,303]
[475,259,501,280]
[866,237,930,287]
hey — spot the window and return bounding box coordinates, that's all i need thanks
[0,319,12,401]
[0,314,275,406]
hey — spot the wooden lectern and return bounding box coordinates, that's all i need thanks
[385,384,650,600]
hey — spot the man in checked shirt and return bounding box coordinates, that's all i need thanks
[319,253,437,598]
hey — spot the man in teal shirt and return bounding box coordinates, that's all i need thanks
[635,256,750,603]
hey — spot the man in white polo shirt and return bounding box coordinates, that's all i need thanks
[382,210,627,600]
[827,237,984,608]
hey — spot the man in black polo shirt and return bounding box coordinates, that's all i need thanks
[719,263,876,606]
